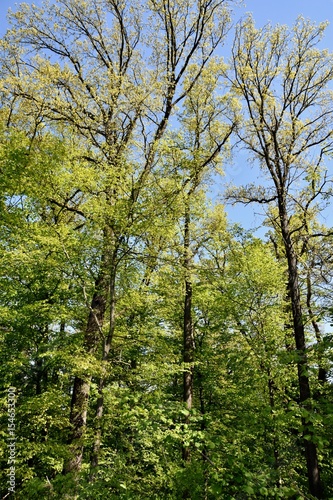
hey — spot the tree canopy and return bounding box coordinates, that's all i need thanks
[0,2,333,499]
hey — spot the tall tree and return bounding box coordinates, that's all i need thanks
[158,59,237,468]
[228,16,333,497]
[1,0,237,476]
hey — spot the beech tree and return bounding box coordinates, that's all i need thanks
[159,60,237,468]
[228,16,333,497]
[2,3,333,499]
[0,0,239,478]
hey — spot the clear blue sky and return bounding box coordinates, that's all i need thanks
[1,0,333,231]
[240,0,333,29]
[1,0,332,38]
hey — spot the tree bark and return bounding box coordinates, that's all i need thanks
[182,202,194,466]
[63,236,113,475]
[279,204,322,498]
[90,258,117,474]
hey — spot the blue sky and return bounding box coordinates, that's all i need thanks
[224,1,333,230]
[1,0,332,39]
[241,0,333,29]
[1,0,333,231]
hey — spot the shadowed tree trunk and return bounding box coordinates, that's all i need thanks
[280,208,322,497]
[182,201,194,466]
[89,253,117,475]
[63,243,112,474]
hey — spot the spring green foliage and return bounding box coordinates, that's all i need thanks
[0,2,333,498]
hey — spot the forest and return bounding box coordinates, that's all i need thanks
[0,0,333,498]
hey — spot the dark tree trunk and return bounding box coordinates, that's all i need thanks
[89,247,159,477]
[279,205,322,498]
[182,203,194,466]
[90,259,117,474]
[35,356,43,396]
[63,242,112,475]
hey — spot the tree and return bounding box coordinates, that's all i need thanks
[159,59,237,469]
[1,0,238,478]
[228,15,333,497]
[0,126,93,496]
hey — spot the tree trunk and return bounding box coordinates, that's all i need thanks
[90,259,117,474]
[63,238,112,475]
[89,246,158,476]
[182,202,194,466]
[279,206,322,498]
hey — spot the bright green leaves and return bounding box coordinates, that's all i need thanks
[1,2,333,498]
